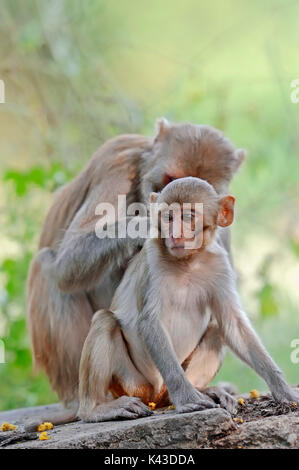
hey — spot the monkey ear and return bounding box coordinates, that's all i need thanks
[217,196,235,227]
[150,192,158,203]
[154,117,170,142]
[234,148,247,172]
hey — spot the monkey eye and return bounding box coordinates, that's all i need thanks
[162,212,173,222]
[182,212,194,222]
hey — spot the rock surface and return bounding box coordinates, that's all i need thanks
[0,390,299,449]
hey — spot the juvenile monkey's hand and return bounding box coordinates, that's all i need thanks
[173,386,219,414]
[272,387,299,405]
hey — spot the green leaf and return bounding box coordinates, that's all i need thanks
[289,239,299,259]
[257,283,279,317]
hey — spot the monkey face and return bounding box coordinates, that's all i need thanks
[143,119,246,199]
[150,177,235,259]
[160,205,204,258]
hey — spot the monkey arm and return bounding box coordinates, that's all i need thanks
[53,235,142,292]
[38,217,145,293]
[211,284,299,403]
[138,308,217,411]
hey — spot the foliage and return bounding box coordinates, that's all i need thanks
[0,163,74,410]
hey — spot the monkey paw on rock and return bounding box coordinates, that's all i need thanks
[287,389,299,406]
[175,390,219,414]
[80,396,153,423]
[203,386,238,415]
[274,388,299,406]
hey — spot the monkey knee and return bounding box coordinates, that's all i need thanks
[80,309,119,375]
[91,309,118,336]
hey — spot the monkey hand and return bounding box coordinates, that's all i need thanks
[36,247,56,276]
[272,386,299,406]
[80,396,154,422]
[173,385,219,414]
[203,386,238,415]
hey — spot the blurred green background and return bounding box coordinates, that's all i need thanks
[0,0,299,411]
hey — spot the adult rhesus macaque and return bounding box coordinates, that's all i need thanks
[27,118,246,420]
[78,178,299,422]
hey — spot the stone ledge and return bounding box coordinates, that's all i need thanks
[0,390,299,449]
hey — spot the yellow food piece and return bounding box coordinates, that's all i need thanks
[37,422,54,432]
[1,422,17,432]
[39,431,50,441]
[168,405,175,410]
[37,424,46,432]
[250,389,259,399]
[233,417,244,424]
[44,422,54,430]
[238,398,245,406]
[148,402,156,410]
[291,402,297,408]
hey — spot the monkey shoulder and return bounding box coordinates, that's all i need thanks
[205,240,229,265]
[203,241,234,281]
[89,134,152,175]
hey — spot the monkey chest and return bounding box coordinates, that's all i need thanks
[161,290,211,363]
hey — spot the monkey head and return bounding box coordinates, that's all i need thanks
[150,176,235,259]
[141,118,246,200]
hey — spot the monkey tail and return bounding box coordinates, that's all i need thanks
[24,407,79,433]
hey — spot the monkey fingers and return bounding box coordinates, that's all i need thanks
[273,388,299,405]
[175,391,219,414]
[203,386,238,415]
[176,401,218,414]
[81,396,153,423]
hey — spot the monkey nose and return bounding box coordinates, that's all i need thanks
[170,236,185,247]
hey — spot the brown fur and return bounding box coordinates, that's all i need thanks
[27,119,245,408]
[77,176,299,423]
[77,177,235,421]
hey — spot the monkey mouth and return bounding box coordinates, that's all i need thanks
[168,236,195,250]
[168,244,190,257]
[168,246,196,260]
[169,240,186,249]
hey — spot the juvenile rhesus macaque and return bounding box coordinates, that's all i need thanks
[78,177,299,422]
[27,118,247,420]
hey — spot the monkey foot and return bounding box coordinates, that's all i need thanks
[203,386,238,415]
[216,381,238,396]
[80,396,153,423]
[175,391,219,414]
[176,402,218,414]
[273,388,299,406]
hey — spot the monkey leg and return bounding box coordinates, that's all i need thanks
[78,309,153,422]
[27,251,93,406]
[184,321,238,414]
